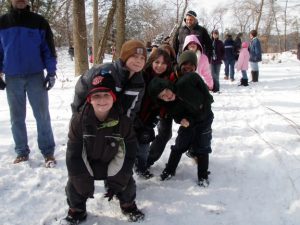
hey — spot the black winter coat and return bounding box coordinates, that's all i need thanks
[173,23,213,60]
[163,73,214,126]
[211,38,225,65]
[66,104,138,197]
[71,59,145,121]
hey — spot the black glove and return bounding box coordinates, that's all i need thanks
[104,189,115,201]
[137,126,155,144]
[0,75,6,90]
[43,74,56,90]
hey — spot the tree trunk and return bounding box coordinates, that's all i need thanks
[93,0,99,65]
[95,0,117,64]
[73,0,89,76]
[255,0,264,31]
[114,0,126,61]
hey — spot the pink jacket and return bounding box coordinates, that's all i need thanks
[183,35,214,90]
[235,42,250,71]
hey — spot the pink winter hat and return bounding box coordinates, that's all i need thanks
[242,42,249,48]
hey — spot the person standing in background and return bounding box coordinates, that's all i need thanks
[0,0,57,167]
[249,30,262,82]
[223,34,236,81]
[210,30,224,93]
[173,10,213,61]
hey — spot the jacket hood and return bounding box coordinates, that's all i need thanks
[242,42,249,48]
[182,35,203,52]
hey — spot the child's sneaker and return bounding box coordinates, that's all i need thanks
[45,156,56,168]
[13,155,29,164]
[121,202,145,222]
[137,169,154,179]
[198,178,210,187]
[61,209,87,225]
[160,169,175,181]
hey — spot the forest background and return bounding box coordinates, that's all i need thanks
[1,0,299,75]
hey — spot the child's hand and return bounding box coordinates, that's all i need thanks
[180,118,190,127]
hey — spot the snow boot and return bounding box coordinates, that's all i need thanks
[239,78,248,86]
[136,168,154,179]
[196,154,210,187]
[44,155,56,168]
[253,71,259,82]
[121,202,145,222]
[13,155,29,164]
[61,209,87,225]
[251,71,259,82]
[160,168,175,181]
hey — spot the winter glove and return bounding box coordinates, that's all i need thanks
[43,74,56,90]
[104,189,115,201]
[0,74,6,90]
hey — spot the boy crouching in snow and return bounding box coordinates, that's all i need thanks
[148,72,214,187]
[63,74,144,224]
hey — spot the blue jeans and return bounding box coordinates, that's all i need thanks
[210,64,221,91]
[250,62,259,71]
[224,59,235,79]
[241,70,248,79]
[5,72,55,157]
[136,143,150,172]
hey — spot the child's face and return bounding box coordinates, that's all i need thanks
[126,54,146,73]
[181,62,196,73]
[90,92,114,114]
[158,88,176,102]
[187,43,198,52]
[213,33,219,39]
[152,55,168,75]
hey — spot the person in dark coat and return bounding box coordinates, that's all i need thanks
[71,40,147,124]
[148,71,214,187]
[63,74,144,224]
[210,30,224,92]
[223,34,236,81]
[234,33,243,60]
[249,30,262,82]
[173,10,213,61]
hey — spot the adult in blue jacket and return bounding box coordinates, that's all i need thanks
[249,30,262,82]
[0,0,57,166]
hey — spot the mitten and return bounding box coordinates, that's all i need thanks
[43,74,56,90]
[104,189,115,201]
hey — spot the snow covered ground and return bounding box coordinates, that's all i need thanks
[0,49,300,225]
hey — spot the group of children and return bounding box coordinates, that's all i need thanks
[62,33,224,224]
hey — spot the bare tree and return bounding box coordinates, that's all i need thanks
[73,0,89,76]
[115,0,126,60]
[283,0,288,51]
[93,0,99,65]
[95,0,117,64]
[255,0,264,31]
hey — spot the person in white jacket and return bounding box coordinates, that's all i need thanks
[182,35,214,91]
[235,42,250,86]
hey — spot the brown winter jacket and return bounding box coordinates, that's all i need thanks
[66,104,138,198]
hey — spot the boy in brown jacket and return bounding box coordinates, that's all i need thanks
[63,74,144,224]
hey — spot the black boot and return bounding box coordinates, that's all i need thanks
[240,78,248,86]
[160,147,182,180]
[62,209,87,225]
[196,154,210,187]
[121,202,145,222]
[252,71,259,82]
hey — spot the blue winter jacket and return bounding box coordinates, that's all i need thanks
[223,38,236,61]
[249,37,262,62]
[0,6,57,76]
